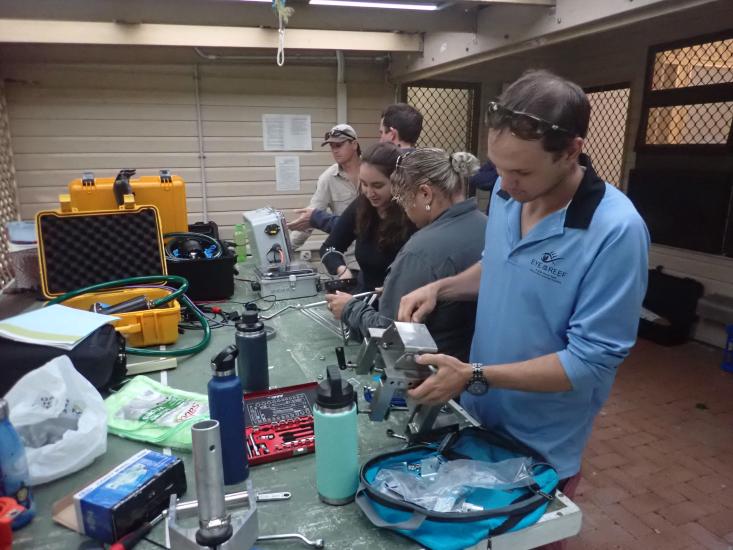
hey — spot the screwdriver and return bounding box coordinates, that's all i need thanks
[109,510,166,550]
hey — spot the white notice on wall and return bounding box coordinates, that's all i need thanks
[262,114,312,151]
[275,156,300,191]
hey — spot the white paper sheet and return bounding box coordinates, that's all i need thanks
[0,304,119,350]
[275,156,301,191]
[262,114,313,151]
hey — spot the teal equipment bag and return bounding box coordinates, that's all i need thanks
[356,427,559,550]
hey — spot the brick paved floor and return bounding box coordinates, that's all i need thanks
[566,338,733,550]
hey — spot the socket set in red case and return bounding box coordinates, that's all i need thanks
[243,382,318,466]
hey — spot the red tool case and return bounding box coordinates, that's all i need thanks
[243,382,318,466]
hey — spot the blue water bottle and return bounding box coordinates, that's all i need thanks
[0,399,35,529]
[208,346,249,485]
[235,309,269,392]
[313,366,359,505]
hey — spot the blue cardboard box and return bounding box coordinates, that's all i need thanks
[53,449,186,543]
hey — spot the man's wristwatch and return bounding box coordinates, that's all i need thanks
[465,363,489,395]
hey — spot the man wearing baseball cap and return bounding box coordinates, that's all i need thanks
[289,123,361,249]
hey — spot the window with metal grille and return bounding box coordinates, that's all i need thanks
[402,82,480,154]
[0,85,19,291]
[583,84,631,186]
[638,31,733,152]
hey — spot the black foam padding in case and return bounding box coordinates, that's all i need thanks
[39,208,165,295]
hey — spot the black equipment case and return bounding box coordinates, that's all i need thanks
[165,221,236,301]
[639,265,704,346]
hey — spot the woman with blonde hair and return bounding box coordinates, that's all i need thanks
[326,147,487,361]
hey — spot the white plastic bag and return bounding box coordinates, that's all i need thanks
[5,355,107,485]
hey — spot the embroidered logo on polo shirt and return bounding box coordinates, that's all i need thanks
[530,251,568,283]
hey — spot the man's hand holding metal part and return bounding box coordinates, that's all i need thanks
[408,353,473,405]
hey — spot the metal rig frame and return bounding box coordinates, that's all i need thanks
[356,322,462,443]
[167,420,259,550]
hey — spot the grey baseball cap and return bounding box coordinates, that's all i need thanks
[322,124,358,146]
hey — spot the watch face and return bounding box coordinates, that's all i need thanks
[467,380,488,396]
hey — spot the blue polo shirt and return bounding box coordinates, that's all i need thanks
[462,155,649,479]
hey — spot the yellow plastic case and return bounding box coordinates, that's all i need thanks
[36,205,167,299]
[36,202,180,348]
[61,170,188,236]
[61,287,181,348]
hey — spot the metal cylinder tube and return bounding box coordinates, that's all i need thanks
[191,419,232,545]
[176,490,250,514]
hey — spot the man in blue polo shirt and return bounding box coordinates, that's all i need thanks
[398,71,649,501]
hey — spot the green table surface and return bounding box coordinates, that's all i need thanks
[12,279,422,550]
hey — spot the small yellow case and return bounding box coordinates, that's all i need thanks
[61,287,181,348]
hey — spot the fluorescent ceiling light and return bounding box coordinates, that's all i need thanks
[310,0,439,10]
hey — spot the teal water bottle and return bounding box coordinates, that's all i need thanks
[233,224,247,264]
[0,399,35,529]
[313,366,358,505]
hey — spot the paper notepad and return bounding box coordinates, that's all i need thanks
[0,304,119,350]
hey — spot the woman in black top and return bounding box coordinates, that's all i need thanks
[319,142,415,292]
[326,148,486,361]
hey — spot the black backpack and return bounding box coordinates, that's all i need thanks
[0,324,127,396]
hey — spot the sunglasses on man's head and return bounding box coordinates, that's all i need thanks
[324,129,355,141]
[486,101,574,140]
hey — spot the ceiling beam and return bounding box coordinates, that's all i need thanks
[0,18,422,52]
[466,0,555,5]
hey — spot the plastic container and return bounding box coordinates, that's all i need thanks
[313,366,358,505]
[236,310,269,393]
[0,399,35,530]
[208,346,249,485]
[233,224,247,264]
[62,171,188,236]
[62,287,181,347]
[4,221,36,244]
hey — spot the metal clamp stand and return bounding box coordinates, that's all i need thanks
[355,322,461,443]
[168,420,259,549]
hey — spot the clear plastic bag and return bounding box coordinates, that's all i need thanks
[5,355,107,485]
[374,455,534,513]
[105,375,209,449]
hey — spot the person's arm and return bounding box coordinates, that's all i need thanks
[409,216,650,404]
[409,352,572,404]
[340,298,389,342]
[342,250,433,339]
[288,170,333,244]
[288,207,315,232]
[310,209,339,233]
[319,199,357,276]
[397,261,482,323]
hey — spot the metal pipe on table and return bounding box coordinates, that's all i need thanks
[299,290,378,309]
[191,419,231,542]
[175,490,292,513]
